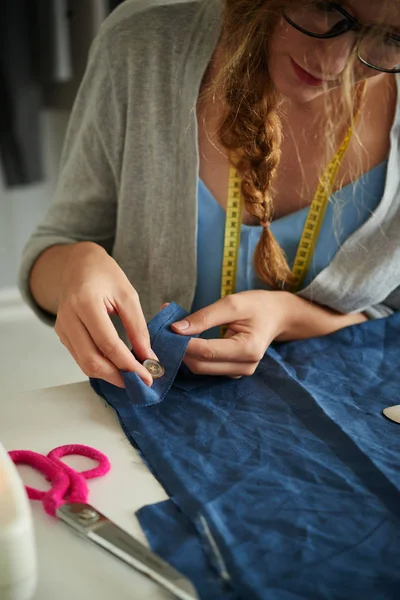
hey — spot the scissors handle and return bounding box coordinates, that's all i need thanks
[47,444,110,505]
[48,444,110,479]
[9,445,110,517]
[9,450,73,516]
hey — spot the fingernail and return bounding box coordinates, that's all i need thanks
[173,320,189,331]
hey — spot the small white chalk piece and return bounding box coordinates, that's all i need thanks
[383,405,400,424]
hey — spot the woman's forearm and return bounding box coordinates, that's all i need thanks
[276,291,367,342]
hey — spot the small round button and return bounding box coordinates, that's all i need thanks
[143,359,165,379]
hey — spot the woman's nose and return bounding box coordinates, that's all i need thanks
[315,34,357,79]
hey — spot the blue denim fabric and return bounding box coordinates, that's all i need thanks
[137,499,238,600]
[91,303,400,600]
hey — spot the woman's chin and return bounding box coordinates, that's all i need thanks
[274,77,326,104]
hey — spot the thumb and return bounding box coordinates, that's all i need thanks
[171,294,244,335]
[171,305,218,335]
[171,297,241,335]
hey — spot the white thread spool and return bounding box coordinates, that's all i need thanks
[0,442,37,600]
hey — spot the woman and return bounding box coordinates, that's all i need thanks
[20,0,400,388]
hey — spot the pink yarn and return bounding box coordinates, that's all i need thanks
[48,444,110,478]
[9,445,111,518]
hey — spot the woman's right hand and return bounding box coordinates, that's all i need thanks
[54,242,156,388]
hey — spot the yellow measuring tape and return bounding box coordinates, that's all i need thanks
[290,123,355,292]
[220,170,243,299]
[220,85,365,327]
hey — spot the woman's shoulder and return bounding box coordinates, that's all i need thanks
[85,0,221,109]
[96,0,215,57]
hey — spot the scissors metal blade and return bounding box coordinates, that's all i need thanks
[57,502,199,600]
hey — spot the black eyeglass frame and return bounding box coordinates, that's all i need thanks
[283,2,400,74]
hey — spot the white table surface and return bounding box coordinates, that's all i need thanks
[0,381,181,600]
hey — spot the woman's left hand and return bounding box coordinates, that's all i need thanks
[170,290,289,377]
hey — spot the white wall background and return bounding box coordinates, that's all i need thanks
[0,110,69,293]
[0,110,84,394]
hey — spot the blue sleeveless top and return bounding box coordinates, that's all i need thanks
[192,160,388,335]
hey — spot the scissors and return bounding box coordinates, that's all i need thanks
[9,444,199,600]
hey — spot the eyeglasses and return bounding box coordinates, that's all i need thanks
[283,1,400,74]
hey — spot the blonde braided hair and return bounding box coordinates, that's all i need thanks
[219,0,293,288]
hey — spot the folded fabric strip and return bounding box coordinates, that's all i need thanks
[120,303,192,406]
[91,304,400,600]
